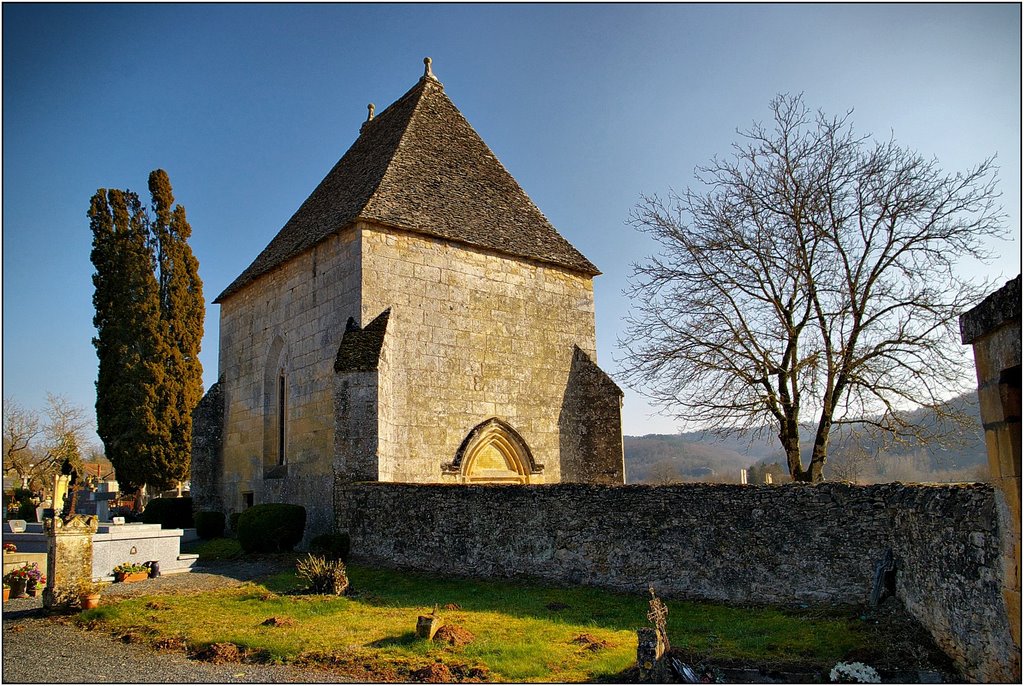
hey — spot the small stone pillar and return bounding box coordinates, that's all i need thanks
[416,609,443,640]
[636,627,668,681]
[43,514,98,609]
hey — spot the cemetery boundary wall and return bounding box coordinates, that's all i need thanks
[336,481,1016,682]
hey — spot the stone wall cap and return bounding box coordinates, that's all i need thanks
[959,274,1022,344]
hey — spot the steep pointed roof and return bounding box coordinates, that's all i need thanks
[216,64,599,303]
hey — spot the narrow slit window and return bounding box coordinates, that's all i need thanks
[277,371,287,465]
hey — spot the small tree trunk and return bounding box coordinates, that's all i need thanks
[807,413,833,483]
[781,415,809,481]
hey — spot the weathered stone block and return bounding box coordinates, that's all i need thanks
[43,514,98,609]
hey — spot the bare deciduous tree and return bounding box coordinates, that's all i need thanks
[620,94,1006,482]
[2,394,92,491]
[3,398,42,481]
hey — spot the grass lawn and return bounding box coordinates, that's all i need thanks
[79,540,949,682]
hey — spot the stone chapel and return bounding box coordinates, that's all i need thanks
[191,59,624,537]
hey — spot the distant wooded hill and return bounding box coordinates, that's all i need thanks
[624,393,988,485]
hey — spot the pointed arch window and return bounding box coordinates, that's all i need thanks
[444,418,543,484]
[263,336,289,477]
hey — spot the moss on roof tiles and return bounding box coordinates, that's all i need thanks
[216,74,598,303]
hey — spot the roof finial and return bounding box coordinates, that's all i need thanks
[423,56,434,79]
[366,103,375,122]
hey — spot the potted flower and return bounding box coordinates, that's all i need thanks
[77,579,105,609]
[20,562,45,597]
[112,562,149,583]
[3,565,33,598]
[3,542,16,553]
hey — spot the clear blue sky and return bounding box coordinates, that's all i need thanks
[3,3,1020,450]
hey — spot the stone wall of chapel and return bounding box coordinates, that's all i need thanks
[217,230,361,538]
[358,224,601,484]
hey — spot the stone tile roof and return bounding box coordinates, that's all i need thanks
[216,68,598,303]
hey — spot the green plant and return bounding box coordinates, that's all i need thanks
[141,497,194,529]
[228,511,242,533]
[295,554,349,595]
[308,532,350,562]
[113,562,149,576]
[194,511,225,539]
[76,579,107,595]
[236,503,306,553]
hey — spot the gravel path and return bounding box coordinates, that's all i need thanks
[2,561,354,684]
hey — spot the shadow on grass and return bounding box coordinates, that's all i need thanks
[176,544,953,675]
[341,564,649,632]
[366,631,419,648]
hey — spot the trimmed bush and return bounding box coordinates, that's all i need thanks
[141,497,194,529]
[309,532,351,562]
[194,511,225,539]
[228,511,242,533]
[236,503,306,553]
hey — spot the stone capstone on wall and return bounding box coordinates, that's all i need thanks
[960,274,1021,346]
[336,481,1015,683]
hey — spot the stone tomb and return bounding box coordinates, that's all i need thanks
[91,523,197,580]
[4,521,197,580]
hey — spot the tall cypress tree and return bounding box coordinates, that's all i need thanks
[89,171,203,495]
[148,169,205,489]
[90,188,166,493]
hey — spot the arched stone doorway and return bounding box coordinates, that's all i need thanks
[443,418,544,484]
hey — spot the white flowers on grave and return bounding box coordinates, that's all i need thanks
[829,661,881,683]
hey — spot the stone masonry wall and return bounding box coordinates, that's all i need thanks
[337,481,1015,682]
[960,274,1022,677]
[190,378,224,513]
[217,229,361,539]
[359,223,622,483]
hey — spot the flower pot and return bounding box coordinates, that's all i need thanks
[114,571,148,584]
[26,579,38,597]
[3,587,9,602]
[8,577,27,598]
[80,592,101,610]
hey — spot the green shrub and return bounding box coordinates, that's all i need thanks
[12,487,35,520]
[193,511,225,539]
[236,503,306,553]
[228,512,242,533]
[309,532,351,562]
[16,499,36,521]
[141,497,194,529]
[295,553,349,595]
